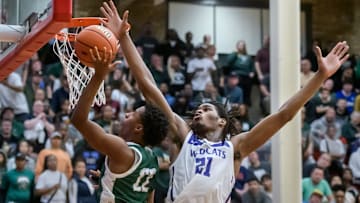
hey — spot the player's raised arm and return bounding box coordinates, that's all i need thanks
[100,1,189,142]
[70,48,134,165]
[231,41,350,159]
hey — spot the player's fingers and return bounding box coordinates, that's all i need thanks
[109,0,119,16]
[100,18,109,27]
[102,2,113,17]
[314,46,322,61]
[338,42,349,58]
[103,47,109,63]
[94,46,101,60]
[340,54,350,65]
[100,7,110,19]
[332,41,344,55]
[89,49,96,61]
[123,10,129,23]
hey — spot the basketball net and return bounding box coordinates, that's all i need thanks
[53,28,106,110]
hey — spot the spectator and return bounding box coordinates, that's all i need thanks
[173,84,195,116]
[247,151,271,181]
[0,107,24,139]
[184,31,194,63]
[319,125,345,163]
[153,137,171,203]
[341,111,360,146]
[53,99,71,127]
[35,154,68,203]
[51,74,69,114]
[24,100,55,153]
[149,53,170,86]
[304,189,323,203]
[234,104,254,132]
[335,80,356,113]
[225,40,254,105]
[0,150,6,185]
[156,29,186,64]
[241,176,272,203]
[255,35,270,81]
[231,166,255,203]
[332,184,346,203]
[306,87,337,123]
[166,55,186,95]
[159,83,176,108]
[187,45,216,95]
[68,159,97,203]
[259,75,271,116]
[94,104,114,133]
[0,119,18,157]
[335,98,350,126]
[0,72,29,122]
[0,153,35,203]
[261,174,272,199]
[7,140,36,171]
[135,22,158,65]
[74,139,103,171]
[302,167,333,202]
[222,71,244,105]
[310,107,341,151]
[45,123,75,158]
[24,70,45,111]
[193,82,222,104]
[301,58,316,88]
[35,131,73,180]
[342,168,359,200]
[349,147,360,182]
[303,153,331,181]
[93,85,120,120]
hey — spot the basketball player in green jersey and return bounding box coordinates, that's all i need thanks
[71,51,169,201]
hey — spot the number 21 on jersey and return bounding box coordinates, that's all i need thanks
[195,157,213,177]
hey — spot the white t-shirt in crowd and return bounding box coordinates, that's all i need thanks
[36,170,68,203]
[0,72,29,114]
[187,57,216,91]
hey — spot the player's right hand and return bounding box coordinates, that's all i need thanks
[100,1,131,40]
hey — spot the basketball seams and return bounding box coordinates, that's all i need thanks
[83,27,118,52]
[74,25,118,67]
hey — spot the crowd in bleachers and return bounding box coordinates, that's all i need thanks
[1,25,360,203]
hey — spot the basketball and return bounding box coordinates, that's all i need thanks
[74,25,118,68]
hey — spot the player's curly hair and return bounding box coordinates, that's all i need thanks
[140,103,169,146]
[208,101,230,141]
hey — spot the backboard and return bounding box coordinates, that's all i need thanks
[0,0,72,80]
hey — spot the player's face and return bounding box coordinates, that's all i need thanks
[120,107,144,140]
[192,103,221,133]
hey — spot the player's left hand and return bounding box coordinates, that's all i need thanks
[90,46,121,77]
[316,41,349,78]
[100,1,131,40]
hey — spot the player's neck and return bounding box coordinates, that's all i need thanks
[198,131,222,142]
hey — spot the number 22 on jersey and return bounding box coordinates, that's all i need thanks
[133,168,156,192]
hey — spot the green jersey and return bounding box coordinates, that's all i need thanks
[1,169,35,203]
[99,142,158,203]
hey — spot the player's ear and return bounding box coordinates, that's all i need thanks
[218,118,226,128]
[134,124,143,134]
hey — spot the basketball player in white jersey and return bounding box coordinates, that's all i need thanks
[101,1,349,202]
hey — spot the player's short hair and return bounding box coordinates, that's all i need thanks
[141,103,169,146]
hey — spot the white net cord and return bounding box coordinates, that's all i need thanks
[53,31,106,110]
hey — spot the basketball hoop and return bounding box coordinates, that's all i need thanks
[53,17,107,109]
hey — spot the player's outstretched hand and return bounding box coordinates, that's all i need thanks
[100,0,131,40]
[316,41,349,78]
[90,46,121,77]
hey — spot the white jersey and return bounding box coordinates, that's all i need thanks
[167,131,235,203]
